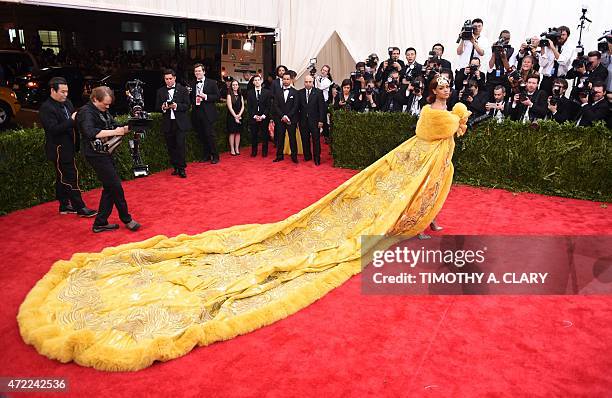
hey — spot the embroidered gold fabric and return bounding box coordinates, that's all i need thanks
[18,103,470,371]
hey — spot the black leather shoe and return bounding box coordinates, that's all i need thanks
[262,151,268,157]
[291,156,298,164]
[92,223,119,233]
[273,157,283,162]
[77,207,98,217]
[211,158,219,164]
[314,159,321,166]
[59,204,76,214]
[171,168,179,175]
[251,152,257,157]
[125,220,141,231]
[178,169,187,178]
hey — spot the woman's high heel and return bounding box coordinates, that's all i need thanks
[430,221,443,231]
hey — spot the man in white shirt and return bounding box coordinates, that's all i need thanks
[457,18,490,71]
[315,65,332,102]
[538,26,575,94]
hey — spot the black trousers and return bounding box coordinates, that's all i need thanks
[193,110,218,160]
[51,157,85,210]
[163,120,187,169]
[249,120,269,156]
[86,155,132,226]
[299,120,321,161]
[275,121,297,159]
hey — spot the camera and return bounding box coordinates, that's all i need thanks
[365,86,374,95]
[412,80,422,94]
[468,64,479,73]
[492,38,511,55]
[597,31,612,52]
[458,20,474,42]
[386,76,399,91]
[572,56,589,70]
[518,82,528,102]
[366,53,379,69]
[549,87,561,106]
[539,28,561,48]
[307,57,317,76]
[508,69,520,81]
[125,79,151,177]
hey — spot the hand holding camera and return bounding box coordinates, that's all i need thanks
[114,126,129,136]
[547,97,558,113]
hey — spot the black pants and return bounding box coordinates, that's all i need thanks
[249,120,269,156]
[299,120,321,161]
[163,120,186,169]
[193,111,218,160]
[86,155,132,226]
[51,157,85,210]
[275,121,297,159]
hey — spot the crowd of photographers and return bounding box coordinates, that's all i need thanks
[313,18,611,128]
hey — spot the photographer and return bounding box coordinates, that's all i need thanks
[486,30,515,96]
[155,69,191,178]
[77,86,140,233]
[567,51,609,100]
[516,37,541,69]
[375,47,405,84]
[400,47,423,82]
[456,18,490,71]
[380,69,403,112]
[455,57,486,92]
[400,76,427,117]
[358,79,380,113]
[510,73,547,122]
[540,26,575,94]
[365,53,379,79]
[334,79,360,111]
[484,85,511,122]
[601,33,612,93]
[315,64,333,103]
[459,79,488,118]
[439,69,460,110]
[431,43,452,70]
[545,78,578,123]
[575,81,609,127]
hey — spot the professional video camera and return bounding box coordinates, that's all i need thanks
[307,57,317,76]
[597,30,612,53]
[457,20,474,43]
[492,38,511,55]
[572,55,590,70]
[539,28,561,48]
[125,79,152,177]
[366,53,379,69]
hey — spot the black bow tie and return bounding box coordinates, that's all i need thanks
[283,88,290,91]
[197,80,203,84]
[167,86,175,90]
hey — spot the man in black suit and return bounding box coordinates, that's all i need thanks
[272,72,299,163]
[510,74,548,121]
[545,78,579,123]
[191,63,220,164]
[297,75,326,165]
[155,69,191,178]
[575,81,609,127]
[484,85,512,122]
[431,43,453,71]
[39,77,96,217]
[270,65,287,97]
[246,75,272,157]
[400,47,423,81]
[400,77,427,116]
[460,79,488,118]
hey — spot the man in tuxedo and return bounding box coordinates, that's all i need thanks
[155,69,191,178]
[510,74,547,122]
[270,64,287,97]
[191,63,220,164]
[460,79,488,119]
[297,75,326,165]
[545,78,578,123]
[401,47,423,81]
[272,72,299,163]
[431,43,453,71]
[400,77,427,117]
[484,85,512,122]
[39,77,96,217]
[575,81,609,127]
[246,75,272,157]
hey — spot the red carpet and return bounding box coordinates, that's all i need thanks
[1,145,611,397]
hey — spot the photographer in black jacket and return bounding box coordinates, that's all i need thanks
[546,78,578,123]
[77,86,140,233]
[40,77,96,217]
[375,47,405,84]
[486,30,514,96]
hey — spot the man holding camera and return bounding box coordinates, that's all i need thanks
[375,47,405,84]
[297,75,326,165]
[457,18,490,73]
[400,76,427,117]
[40,77,96,218]
[540,26,574,95]
[455,57,486,92]
[567,51,609,101]
[380,69,403,112]
[191,63,220,164]
[431,43,452,71]
[156,69,191,178]
[545,78,578,123]
[486,30,515,96]
[510,73,547,122]
[575,81,609,127]
[459,79,488,118]
[485,85,511,122]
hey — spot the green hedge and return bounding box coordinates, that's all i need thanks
[332,111,612,202]
[0,104,245,215]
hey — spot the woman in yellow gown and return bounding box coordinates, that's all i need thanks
[18,76,469,371]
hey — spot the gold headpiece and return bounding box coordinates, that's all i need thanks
[436,76,450,86]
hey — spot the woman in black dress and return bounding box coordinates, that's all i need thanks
[226,80,244,155]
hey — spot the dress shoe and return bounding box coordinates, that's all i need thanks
[211,158,219,164]
[92,223,119,233]
[171,168,179,175]
[125,220,141,231]
[251,152,257,157]
[273,157,283,162]
[291,156,298,164]
[314,159,321,166]
[304,156,312,161]
[59,204,76,214]
[77,207,98,218]
[262,151,268,157]
[178,169,187,178]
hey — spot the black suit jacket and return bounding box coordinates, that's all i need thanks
[297,87,326,125]
[576,99,610,127]
[548,97,579,123]
[246,87,272,124]
[485,101,512,118]
[155,83,191,132]
[273,87,299,124]
[401,92,428,114]
[466,90,489,117]
[400,62,423,80]
[270,78,283,97]
[510,90,548,121]
[190,77,219,123]
[39,97,79,161]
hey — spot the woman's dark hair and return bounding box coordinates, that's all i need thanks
[341,79,352,88]
[426,77,448,104]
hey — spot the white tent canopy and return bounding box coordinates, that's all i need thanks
[16,0,612,84]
